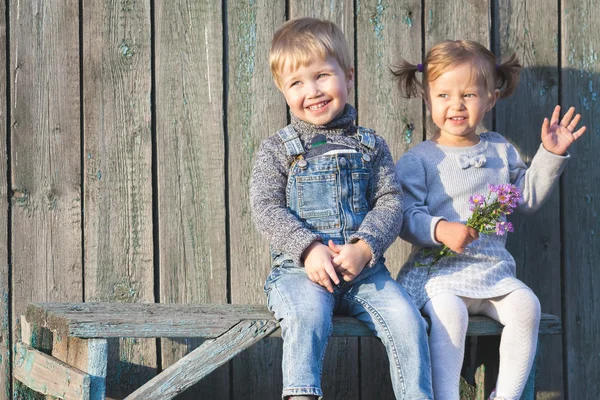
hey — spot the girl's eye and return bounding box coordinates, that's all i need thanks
[438,94,448,98]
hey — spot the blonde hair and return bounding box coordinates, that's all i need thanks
[392,40,521,99]
[269,17,352,89]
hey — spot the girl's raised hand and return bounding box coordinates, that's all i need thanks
[541,105,586,155]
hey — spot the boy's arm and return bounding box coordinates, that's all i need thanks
[348,136,403,266]
[250,136,320,266]
[509,143,569,214]
[395,152,446,247]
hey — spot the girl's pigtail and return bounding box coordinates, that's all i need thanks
[390,59,423,98]
[496,53,522,99]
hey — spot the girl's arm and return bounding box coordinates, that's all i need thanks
[348,136,403,266]
[250,136,320,266]
[509,143,569,214]
[395,152,446,247]
[511,105,585,214]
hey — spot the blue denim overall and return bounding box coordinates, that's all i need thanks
[264,126,433,399]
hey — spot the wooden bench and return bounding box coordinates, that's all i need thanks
[15,302,561,400]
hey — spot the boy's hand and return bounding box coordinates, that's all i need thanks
[303,241,340,292]
[435,220,479,254]
[329,239,372,282]
[541,105,586,155]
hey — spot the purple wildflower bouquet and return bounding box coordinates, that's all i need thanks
[418,183,522,271]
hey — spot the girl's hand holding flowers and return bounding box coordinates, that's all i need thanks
[420,184,522,271]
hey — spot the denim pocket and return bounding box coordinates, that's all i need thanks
[296,173,340,230]
[351,172,370,213]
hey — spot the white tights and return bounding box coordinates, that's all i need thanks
[422,289,541,400]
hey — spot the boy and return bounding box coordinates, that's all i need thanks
[250,17,432,400]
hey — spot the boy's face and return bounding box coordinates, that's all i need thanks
[278,56,354,126]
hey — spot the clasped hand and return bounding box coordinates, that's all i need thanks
[302,239,372,293]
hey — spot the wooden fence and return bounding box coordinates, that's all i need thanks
[0,0,598,399]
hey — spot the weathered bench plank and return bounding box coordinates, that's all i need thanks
[26,302,562,339]
[14,342,91,400]
[125,319,278,400]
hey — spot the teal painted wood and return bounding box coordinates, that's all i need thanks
[13,342,91,400]
[25,302,561,338]
[87,339,108,400]
[125,320,278,400]
[561,1,600,400]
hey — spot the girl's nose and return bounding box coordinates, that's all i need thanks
[450,98,465,110]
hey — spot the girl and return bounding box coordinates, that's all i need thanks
[392,40,585,400]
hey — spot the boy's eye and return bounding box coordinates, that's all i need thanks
[290,81,301,87]
[464,94,476,98]
[317,73,328,79]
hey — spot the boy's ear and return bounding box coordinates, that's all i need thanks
[486,89,500,112]
[346,67,355,92]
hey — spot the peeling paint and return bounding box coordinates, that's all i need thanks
[119,40,134,58]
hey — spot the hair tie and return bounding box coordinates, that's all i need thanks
[417,63,424,72]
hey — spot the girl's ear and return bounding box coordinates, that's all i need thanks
[486,89,500,112]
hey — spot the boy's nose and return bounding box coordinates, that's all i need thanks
[306,82,322,98]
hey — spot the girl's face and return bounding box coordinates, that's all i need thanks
[425,62,498,146]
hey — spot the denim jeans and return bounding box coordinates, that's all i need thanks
[265,260,433,399]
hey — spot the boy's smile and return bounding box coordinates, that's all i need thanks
[279,56,354,126]
[425,63,497,146]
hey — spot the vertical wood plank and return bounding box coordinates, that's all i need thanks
[227,1,285,399]
[10,2,82,399]
[424,1,492,396]
[0,1,9,398]
[155,1,228,399]
[356,1,423,398]
[82,1,156,398]
[425,0,492,133]
[285,4,360,399]
[494,2,564,398]
[561,1,600,399]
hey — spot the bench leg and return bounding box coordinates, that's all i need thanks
[125,319,278,400]
[52,335,108,400]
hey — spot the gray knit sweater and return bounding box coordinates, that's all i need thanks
[250,105,403,268]
[396,132,569,309]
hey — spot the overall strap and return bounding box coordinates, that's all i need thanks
[277,125,305,156]
[355,126,376,150]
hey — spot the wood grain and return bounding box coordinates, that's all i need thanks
[82,1,156,397]
[155,1,228,398]
[226,1,286,399]
[9,2,82,398]
[125,320,278,400]
[561,1,600,399]
[0,1,9,398]
[355,1,424,397]
[13,342,90,400]
[494,1,564,397]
